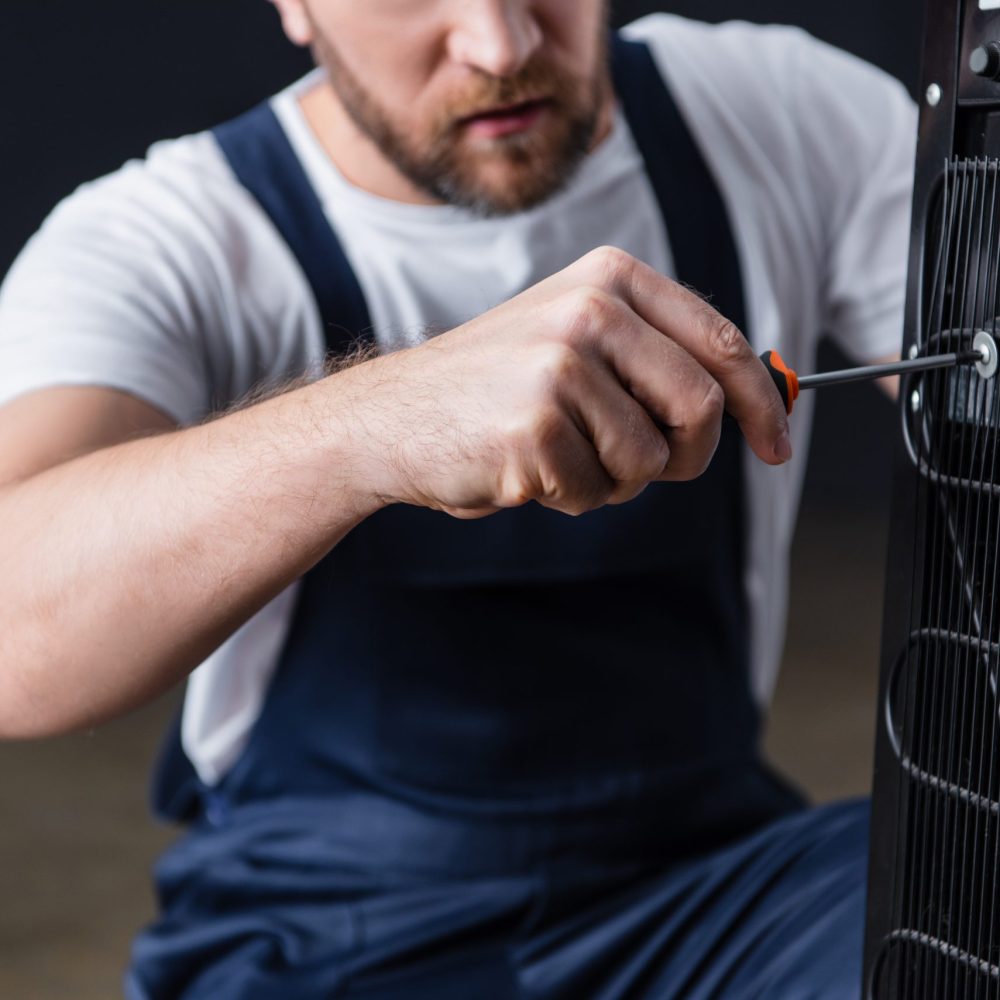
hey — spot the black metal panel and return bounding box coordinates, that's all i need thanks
[864,4,1000,996]
[960,5,1000,104]
[864,2,961,986]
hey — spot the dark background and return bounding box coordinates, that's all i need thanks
[0,0,923,255]
[0,3,924,998]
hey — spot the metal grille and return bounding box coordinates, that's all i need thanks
[872,159,1000,998]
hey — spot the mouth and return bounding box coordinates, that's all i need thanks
[458,98,551,139]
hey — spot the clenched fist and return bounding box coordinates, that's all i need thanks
[335,246,791,519]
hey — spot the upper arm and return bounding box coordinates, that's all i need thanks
[0,135,266,450]
[0,386,177,488]
[0,133,324,463]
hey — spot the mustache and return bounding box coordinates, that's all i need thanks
[438,58,579,128]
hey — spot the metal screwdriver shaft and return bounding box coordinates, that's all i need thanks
[759,331,999,415]
[797,349,985,390]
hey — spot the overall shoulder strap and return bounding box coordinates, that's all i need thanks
[610,34,748,333]
[212,45,747,341]
[212,103,373,354]
[154,103,376,820]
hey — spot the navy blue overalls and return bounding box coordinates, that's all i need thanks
[128,36,871,1000]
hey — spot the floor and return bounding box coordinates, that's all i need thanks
[0,503,889,999]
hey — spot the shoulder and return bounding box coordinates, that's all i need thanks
[620,14,916,187]
[619,14,916,360]
[33,127,290,293]
[621,14,913,163]
[621,14,911,109]
[0,124,319,421]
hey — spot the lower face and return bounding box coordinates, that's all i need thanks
[306,2,611,217]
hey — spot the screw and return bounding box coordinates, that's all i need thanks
[911,388,922,413]
[926,84,942,107]
[908,344,919,360]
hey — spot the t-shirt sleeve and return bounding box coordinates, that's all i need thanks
[0,123,322,426]
[786,31,917,362]
[0,137,266,426]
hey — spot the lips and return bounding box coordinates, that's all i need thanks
[459,98,550,139]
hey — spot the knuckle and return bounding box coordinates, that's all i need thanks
[496,467,535,509]
[692,379,726,426]
[558,285,618,340]
[640,438,670,481]
[666,381,724,483]
[624,425,669,484]
[542,449,614,517]
[607,481,649,506]
[531,404,566,450]
[533,341,584,393]
[701,311,747,365]
[583,245,635,292]
[568,481,613,516]
[691,424,724,479]
[505,401,562,456]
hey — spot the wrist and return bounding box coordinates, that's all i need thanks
[306,365,398,520]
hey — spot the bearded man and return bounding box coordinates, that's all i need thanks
[0,1,913,997]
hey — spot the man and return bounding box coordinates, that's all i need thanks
[0,1,914,997]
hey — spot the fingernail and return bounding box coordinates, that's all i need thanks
[774,430,793,462]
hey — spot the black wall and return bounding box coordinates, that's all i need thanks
[1,1,926,509]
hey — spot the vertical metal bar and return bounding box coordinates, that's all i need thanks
[968,157,1000,1000]
[926,155,974,996]
[943,158,992,1000]
[934,156,979,996]
[898,158,957,998]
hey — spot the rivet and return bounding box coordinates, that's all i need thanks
[926,84,942,107]
[911,388,922,413]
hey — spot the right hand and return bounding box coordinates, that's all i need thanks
[337,245,792,519]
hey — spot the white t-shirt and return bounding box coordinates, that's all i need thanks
[0,15,917,785]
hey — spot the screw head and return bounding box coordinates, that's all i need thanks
[926,83,942,107]
[911,389,922,413]
[974,330,998,379]
[908,344,919,360]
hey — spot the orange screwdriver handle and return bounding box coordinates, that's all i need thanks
[759,350,799,415]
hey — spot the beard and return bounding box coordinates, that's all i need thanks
[309,31,610,217]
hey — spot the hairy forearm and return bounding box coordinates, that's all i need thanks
[0,246,797,739]
[0,375,385,739]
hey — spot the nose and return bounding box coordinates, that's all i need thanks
[446,0,543,78]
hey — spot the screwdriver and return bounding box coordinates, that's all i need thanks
[760,331,998,415]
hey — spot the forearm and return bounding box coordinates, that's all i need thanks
[0,246,796,739]
[0,376,385,739]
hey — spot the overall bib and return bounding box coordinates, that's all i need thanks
[128,37,870,1000]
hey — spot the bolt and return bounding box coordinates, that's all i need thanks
[926,84,942,107]
[911,389,922,413]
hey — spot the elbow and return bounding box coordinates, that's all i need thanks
[0,703,83,742]
[0,696,57,741]
[0,663,75,741]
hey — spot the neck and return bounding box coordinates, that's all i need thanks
[297,76,616,206]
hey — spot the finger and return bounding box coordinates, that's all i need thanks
[618,333,725,482]
[559,361,671,501]
[577,247,791,465]
[530,412,617,516]
[569,292,727,481]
